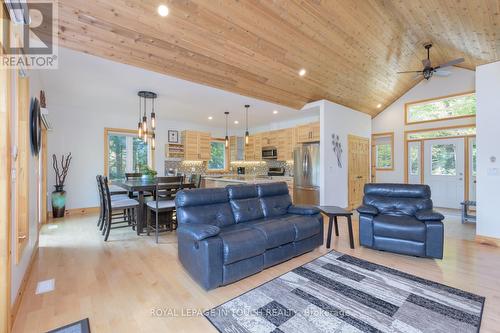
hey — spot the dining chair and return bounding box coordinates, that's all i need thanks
[146,176,184,243]
[101,176,140,241]
[96,175,128,229]
[125,172,142,180]
[189,174,202,188]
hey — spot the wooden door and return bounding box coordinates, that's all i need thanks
[348,135,370,210]
[198,132,211,160]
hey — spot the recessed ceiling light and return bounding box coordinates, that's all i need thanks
[299,68,306,76]
[157,4,169,17]
[273,110,279,114]
[208,116,213,120]
[234,120,239,124]
[376,103,382,108]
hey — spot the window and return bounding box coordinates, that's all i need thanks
[105,129,152,181]
[431,144,457,176]
[407,126,476,140]
[373,133,394,170]
[409,145,420,176]
[472,142,477,177]
[207,140,226,171]
[406,92,476,124]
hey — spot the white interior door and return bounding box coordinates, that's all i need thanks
[469,137,476,201]
[424,138,464,208]
[408,141,421,184]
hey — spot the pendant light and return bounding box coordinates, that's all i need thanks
[224,111,230,148]
[244,104,250,145]
[137,91,158,149]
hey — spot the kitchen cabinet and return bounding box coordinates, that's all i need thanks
[244,134,262,161]
[181,130,211,160]
[277,128,295,161]
[296,122,320,143]
[261,130,279,147]
[229,136,244,162]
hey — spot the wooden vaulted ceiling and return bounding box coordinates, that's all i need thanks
[55,0,500,116]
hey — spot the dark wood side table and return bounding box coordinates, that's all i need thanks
[317,206,354,249]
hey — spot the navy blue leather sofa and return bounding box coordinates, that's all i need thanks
[357,183,444,259]
[175,182,323,290]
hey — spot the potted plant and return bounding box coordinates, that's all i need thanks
[139,164,157,180]
[52,153,72,218]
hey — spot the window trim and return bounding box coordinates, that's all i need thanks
[372,132,394,171]
[404,91,476,125]
[103,127,155,180]
[206,138,229,173]
[405,123,476,141]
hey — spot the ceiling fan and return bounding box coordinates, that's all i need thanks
[397,43,464,80]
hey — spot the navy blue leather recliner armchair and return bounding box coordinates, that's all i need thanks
[175,182,323,290]
[357,183,444,259]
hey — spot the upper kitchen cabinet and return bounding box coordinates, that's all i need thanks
[244,134,262,161]
[296,122,320,143]
[277,128,295,161]
[182,130,211,160]
[261,130,279,147]
[229,136,245,162]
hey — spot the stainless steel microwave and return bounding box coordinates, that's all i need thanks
[262,147,277,159]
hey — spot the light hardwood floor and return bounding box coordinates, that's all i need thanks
[12,212,500,332]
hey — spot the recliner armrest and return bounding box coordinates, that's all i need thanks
[415,209,444,221]
[357,204,378,215]
[287,205,321,215]
[177,224,220,241]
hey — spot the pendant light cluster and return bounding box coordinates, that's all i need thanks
[137,91,157,150]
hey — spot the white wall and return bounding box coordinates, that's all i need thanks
[319,100,372,207]
[476,61,500,239]
[372,67,476,183]
[11,70,43,304]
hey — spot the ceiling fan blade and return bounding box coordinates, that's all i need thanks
[397,70,422,74]
[434,70,451,77]
[422,59,431,67]
[435,58,465,69]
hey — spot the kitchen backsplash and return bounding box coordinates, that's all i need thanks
[164,159,294,176]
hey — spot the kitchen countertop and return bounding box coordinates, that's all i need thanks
[204,175,293,184]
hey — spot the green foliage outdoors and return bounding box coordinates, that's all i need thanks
[408,94,476,122]
[108,134,149,181]
[208,141,225,170]
[376,144,392,168]
[410,146,420,175]
[408,127,476,140]
[431,144,456,176]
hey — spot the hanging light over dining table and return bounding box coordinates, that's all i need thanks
[137,91,157,150]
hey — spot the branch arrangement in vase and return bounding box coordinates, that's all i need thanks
[52,153,72,187]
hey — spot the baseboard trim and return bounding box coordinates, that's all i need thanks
[46,206,99,222]
[475,235,500,247]
[10,242,38,329]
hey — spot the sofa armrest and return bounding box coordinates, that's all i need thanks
[357,204,379,215]
[288,205,321,215]
[177,224,220,241]
[415,209,444,221]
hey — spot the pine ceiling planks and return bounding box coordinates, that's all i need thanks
[55,0,500,116]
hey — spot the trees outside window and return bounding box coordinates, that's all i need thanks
[208,141,226,171]
[107,130,150,181]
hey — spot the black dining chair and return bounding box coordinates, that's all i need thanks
[101,176,140,241]
[96,175,128,229]
[146,176,184,243]
[189,174,202,188]
[125,172,154,198]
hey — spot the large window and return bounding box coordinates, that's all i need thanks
[431,144,457,176]
[373,133,394,170]
[406,92,476,124]
[409,144,420,176]
[207,140,226,171]
[407,126,476,140]
[105,129,152,181]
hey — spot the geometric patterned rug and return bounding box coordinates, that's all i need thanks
[205,251,485,333]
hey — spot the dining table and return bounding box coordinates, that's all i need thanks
[114,179,196,235]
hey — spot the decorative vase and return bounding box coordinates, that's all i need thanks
[52,185,66,218]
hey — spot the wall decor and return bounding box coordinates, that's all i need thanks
[30,97,41,156]
[51,153,72,218]
[332,133,343,168]
[168,130,179,143]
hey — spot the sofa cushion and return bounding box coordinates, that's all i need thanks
[364,183,431,199]
[373,215,426,242]
[282,214,321,241]
[176,188,235,227]
[227,185,265,223]
[251,219,296,249]
[219,228,267,264]
[257,183,292,218]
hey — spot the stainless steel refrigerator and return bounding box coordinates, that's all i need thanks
[293,143,320,205]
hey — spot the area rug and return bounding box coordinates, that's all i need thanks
[205,251,485,333]
[46,318,90,333]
